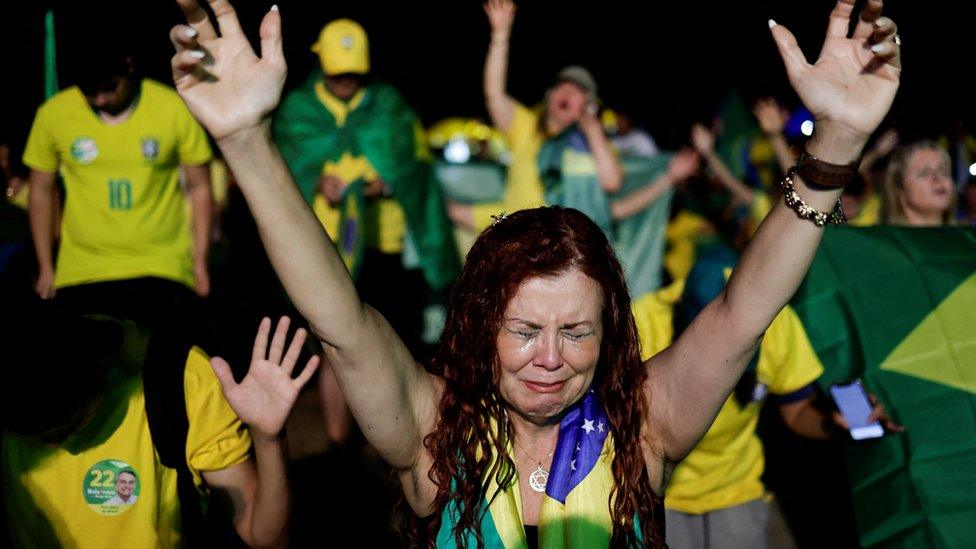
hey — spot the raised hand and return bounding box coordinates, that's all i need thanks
[753,98,789,135]
[667,148,701,182]
[211,317,320,439]
[770,0,900,163]
[484,0,516,36]
[871,128,900,157]
[169,0,286,141]
[690,124,714,155]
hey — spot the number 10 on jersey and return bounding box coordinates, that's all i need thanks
[108,179,133,210]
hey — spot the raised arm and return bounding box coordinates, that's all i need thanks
[203,318,318,548]
[610,148,698,220]
[647,0,900,461]
[753,97,795,174]
[579,110,624,193]
[169,0,440,485]
[483,0,517,132]
[691,123,756,206]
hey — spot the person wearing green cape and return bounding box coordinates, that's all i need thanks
[273,18,459,444]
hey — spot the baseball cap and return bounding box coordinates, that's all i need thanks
[311,19,370,76]
[555,65,598,105]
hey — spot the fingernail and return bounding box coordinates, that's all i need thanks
[189,50,206,59]
[271,4,279,11]
[768,19,777,29]
[871,43,885,53]
[184,27,197,38]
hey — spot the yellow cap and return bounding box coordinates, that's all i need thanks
[311,19,370,76]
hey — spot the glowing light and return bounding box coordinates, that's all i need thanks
[969,162,976,177]
[444,137,471,164]
[800,120,814,137]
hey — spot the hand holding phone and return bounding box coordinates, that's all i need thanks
[829,379,886,440]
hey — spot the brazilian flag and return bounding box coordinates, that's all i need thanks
[790,226,976,548]
[273,73,459,290]
[536,128,674,297]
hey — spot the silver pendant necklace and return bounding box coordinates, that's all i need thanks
[516,441,554,493]
[528,463,550,493]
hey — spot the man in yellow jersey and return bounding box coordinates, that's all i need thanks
[275,19,459,444]
[23,39,213,325]
[632,249,900,548]
[0,299,317,548]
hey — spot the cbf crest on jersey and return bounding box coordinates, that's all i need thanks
[70,137,99,165]
[140,137,160,162]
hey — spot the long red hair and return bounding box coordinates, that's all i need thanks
[419,207,663,547]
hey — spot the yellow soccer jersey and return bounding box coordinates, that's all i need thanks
[632,287,823,514]
[472,102,547,231]
[1,347,251,548]
[22,79,212,289]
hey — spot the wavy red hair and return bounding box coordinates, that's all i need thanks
[417,207,663,547]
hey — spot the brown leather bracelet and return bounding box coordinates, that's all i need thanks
[795,150,860,189]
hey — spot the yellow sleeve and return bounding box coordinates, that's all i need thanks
[175,101,213,167]
[183,347,252,484]
[471,103,544,231]
[631,280,685,361]
[22,102,59,172]
[757,304,824,395]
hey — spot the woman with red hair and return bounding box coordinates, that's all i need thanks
[167,0,901,545]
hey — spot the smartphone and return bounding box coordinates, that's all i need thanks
[829,379,884,440]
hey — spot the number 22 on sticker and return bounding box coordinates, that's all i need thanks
[89,469,116,488]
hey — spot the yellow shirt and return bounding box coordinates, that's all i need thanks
[1,347,251,548]
[632,283,824,514]
[472,102,546,231]
[22,79,212,289]
[850,192,881,227]
[310,83,407,254]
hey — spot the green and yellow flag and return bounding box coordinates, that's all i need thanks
[790,226,976,548]
[273,73,459,290]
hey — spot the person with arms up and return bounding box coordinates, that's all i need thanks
[167,0,899,545]
[447,0,624,232]
[24,36,213,325]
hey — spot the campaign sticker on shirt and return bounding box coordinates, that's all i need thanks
[70,137,99,165]
[83,459,141,516]
[140,137,160,162]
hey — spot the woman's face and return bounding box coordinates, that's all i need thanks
[900,149,953,221]
[546,82,589,132]
[496,269,603,425]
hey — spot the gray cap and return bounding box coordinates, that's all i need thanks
[554,65,598,104]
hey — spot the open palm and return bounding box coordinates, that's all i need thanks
[772,0,900,142]
[170,0,286,141]
[211,317,319,438]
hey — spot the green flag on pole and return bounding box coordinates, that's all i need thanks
[44,10,59,99]
[790,226,976,548]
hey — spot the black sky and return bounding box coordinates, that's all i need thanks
[2,0,972,150]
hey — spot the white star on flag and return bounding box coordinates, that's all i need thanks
[582,418,595,434]
[575,443,581,453]
[597,421,605,433]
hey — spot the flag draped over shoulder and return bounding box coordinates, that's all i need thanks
[790,226,976,548]
[537,129,673,297]
[436,391,620,548]
[273,73,459,290]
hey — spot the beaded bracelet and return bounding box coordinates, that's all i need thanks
[779,168,847,227]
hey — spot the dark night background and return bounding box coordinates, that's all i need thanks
[1,0,973,151]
